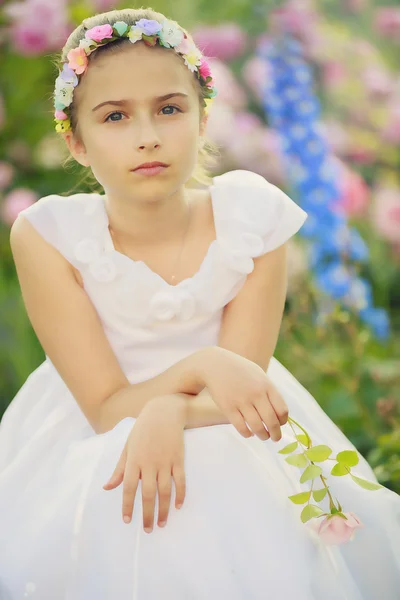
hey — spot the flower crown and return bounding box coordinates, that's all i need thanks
[53,18,218,134]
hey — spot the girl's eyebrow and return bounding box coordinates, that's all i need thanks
[92,92,189,112]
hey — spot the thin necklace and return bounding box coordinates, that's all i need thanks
[108,200,192,285]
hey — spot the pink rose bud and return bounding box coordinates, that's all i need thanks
[309,512,364,545]
[55,110,68,120]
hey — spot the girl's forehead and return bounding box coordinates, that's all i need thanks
[77,44,195,105]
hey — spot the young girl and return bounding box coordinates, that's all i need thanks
[0,7,399,600]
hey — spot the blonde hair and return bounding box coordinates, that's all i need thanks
[49,6,220,193]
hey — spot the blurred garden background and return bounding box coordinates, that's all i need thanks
[0,0,399,493]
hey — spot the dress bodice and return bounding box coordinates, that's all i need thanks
[19,169,308,383]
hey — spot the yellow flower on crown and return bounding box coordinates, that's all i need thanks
[55,119,71,133]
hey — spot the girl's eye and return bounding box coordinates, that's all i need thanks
[104,105,182,122]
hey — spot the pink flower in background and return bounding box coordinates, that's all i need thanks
[4,0,71,55]
[374,8,400,41]
[205,59,247,110]
[0,162,15,190]
[193,23,247,61]
[371,187,400,243]
[322,61,347,89]
[335,161,370,217]
[242,56,270,102]
[381,102,400,145]
[1,188,38,226]
[343,0,367,13]
[308,512,364,545]
[362,67,394,98]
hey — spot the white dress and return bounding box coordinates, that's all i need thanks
[0,170,399,600]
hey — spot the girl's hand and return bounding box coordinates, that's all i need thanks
[103,395,187,533]
[200,347,288,442]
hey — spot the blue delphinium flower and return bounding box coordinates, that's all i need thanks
[257,34,390,341]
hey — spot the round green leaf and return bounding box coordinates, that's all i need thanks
[336,450,359,467]
[304,445,332,462]
[288,491,312,505]
[296,434,310,446]
[350,473,384,490]
[331,462,349,476]
[300,464,323,483]
[300,504,325,523]
[285,454,309,468]
[278,441,298,454]
[312,488,328,502]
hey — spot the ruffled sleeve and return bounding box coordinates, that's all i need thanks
[211,169,308,256]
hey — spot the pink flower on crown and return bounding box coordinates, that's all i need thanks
[175,37,191,55]
[199,57,212,80]
[54,110,68,120]
[67,47,88,75]
[85,24,114,43]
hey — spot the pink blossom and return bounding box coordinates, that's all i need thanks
[309,512,364,545]
[374,8,400,40]
[363,67,394,98]
[5,0,71,56]
[198,58,212,81]
[193,23,247,61]
[0,161,15,190]
[343,0,367,12]
[336,161,370,217]
[322,62,347,89]
[85,24,113,43]
[1,188,38,226]
[54,109,68,120]
[67,47,88,75]
[371,186,400,243]
[381,103,400,145]
[205,59,247,110]
[242,56,270,102]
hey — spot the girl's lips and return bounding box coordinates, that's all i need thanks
[132,165,168,176]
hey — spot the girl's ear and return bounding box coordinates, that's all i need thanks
[62,132,90,168]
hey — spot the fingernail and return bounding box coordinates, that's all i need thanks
[123,515,131,524]
[158,521,167,527]
[176,503,183,509]
[144,526,153,533]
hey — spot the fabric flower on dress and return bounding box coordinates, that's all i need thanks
[89,256,117,283]
[148,288,196,322]
[74,237,117,283]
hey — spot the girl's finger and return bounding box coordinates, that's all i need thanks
[173,463,186,510]
[253,397,282,442]
[121,462,140,524]
[141,470,158,533]
[227,408,254,438]
[265,386,289,426]
[156,468,172,526]
[239,404,270,441]
[103,445,127,490]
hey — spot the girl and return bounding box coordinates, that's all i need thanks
[0,7,399,600]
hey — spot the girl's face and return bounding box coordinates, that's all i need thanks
[64,40,207,202]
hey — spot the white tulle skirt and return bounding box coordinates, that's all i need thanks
[0,357,399,600]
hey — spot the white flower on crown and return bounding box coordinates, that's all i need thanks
[159,19,184,48]
[79,38,97,53]
[127,26,143,44]
[54,78,74,107]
